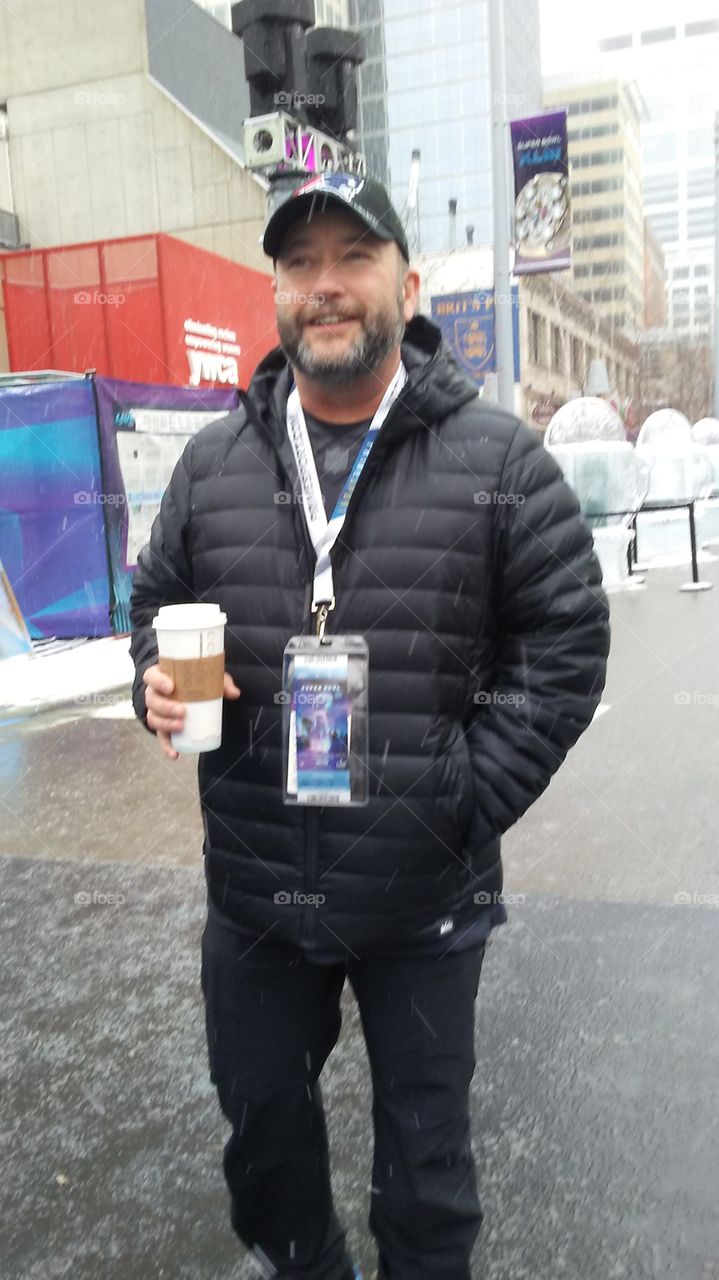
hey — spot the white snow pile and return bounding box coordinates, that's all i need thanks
[0,635,134,719]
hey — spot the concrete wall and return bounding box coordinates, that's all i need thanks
[0,0,148,96]
[0,0,270,277]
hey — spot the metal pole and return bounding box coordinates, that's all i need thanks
[714,112,719,416]
[688,501,699,583]
[680,499,712,592]
[488,0,515,413]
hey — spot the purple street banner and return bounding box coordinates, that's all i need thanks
[94,377,239,633]
[510,110,571,275]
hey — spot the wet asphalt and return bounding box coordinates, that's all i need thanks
[1,560,718,1280]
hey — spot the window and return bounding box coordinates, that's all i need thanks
[574,204,625,223]
[567,123,619,142]
[587,286,626,301]
[688,128,713,159]
[360,62,385,95]
[643,346,664,379]
[551,325,564,373]
[570,336,584,379]
[672,266,690,279]
[571,149,622,169]
[528,312,546,366]
[590,260,624,276]
[648,212,679,242]
[688,170,714,200]
[567,95,619,114]
[599,34,632,51]
[570,177,622,196]
[686,18,719,36]
[640,26,676,44]
[642,134,678,165]
[644,174,679,203]
[574,233,625,250]
[687,207,715,239]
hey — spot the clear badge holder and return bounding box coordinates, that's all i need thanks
[281,633,369,806]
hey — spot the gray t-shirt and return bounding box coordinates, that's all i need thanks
[302,410,372,516]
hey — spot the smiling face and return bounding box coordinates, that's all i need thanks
[273,205,418,388]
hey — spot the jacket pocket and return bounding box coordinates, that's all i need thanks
[448,722,475,842]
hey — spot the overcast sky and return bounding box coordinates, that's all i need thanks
[539,0,713,75]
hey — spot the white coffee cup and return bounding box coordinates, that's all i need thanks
[152,603,227,753]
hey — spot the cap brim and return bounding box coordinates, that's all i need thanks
[263,190,399,260]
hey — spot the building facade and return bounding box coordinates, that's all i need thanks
[542,76,645,335]
[351,0,541,254]
[643,218,667,329]
[0,0,269,273]
[414,244,639,428]
[520,272,639,427]
[597,9,719,335]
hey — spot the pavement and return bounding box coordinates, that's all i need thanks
[1,560,718,1279]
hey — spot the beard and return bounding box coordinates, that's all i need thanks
[277,293,406,386]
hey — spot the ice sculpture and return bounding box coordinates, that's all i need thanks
[545,397,625,446]
[545,399,650,587]
[637,409,692,448]
[691,417,719,543]
[634,408,714,563]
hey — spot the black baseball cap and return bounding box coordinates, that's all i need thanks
[263,172,410,263]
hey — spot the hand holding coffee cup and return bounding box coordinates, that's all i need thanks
[144,665,240,759]
[148,604,240,757]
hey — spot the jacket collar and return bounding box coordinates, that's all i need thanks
[246,314,479,450]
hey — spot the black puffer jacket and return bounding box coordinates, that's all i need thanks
[130,316,610,955]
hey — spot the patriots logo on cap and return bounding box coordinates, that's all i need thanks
[293,173,365,203]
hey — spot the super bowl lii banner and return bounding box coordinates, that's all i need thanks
[510,110,571,275]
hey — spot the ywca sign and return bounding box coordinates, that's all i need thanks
[184,318,241,387]
[187,350,239,386]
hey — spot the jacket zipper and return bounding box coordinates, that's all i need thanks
[284,478,321,949]
[301,809,319,946]
[274,401,405,950]
[296,423,401,949]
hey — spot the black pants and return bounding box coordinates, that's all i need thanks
[200,913,487,1280]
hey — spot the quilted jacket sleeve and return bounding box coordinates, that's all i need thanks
[464,419,610,848]
[128,438,195,730]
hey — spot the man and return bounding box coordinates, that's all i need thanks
[130,172,610,1280]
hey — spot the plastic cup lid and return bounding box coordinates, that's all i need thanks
[152,603,227,630]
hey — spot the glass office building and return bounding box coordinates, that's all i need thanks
[598,11,719,334]
[351,0,541,253]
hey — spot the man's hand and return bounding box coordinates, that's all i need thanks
[143,664,241,760]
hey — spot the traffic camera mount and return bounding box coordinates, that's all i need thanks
[231,0,366,180]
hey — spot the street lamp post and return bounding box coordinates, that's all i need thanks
[714,111,719,417]
[488,0,515,413]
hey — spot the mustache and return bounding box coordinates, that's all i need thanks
[301,307,362,324]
